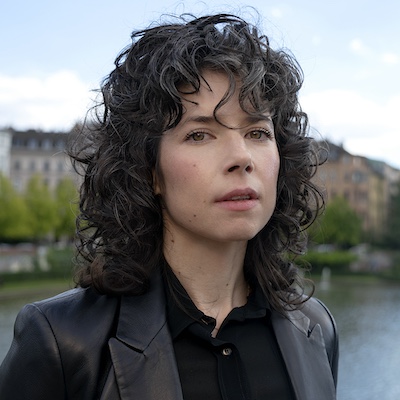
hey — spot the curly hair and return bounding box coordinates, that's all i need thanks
[69,13,324,312]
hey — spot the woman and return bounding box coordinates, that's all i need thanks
[0,14,338,400]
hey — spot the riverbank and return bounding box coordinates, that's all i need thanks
[1,273,397,301]
[0,278,72,300]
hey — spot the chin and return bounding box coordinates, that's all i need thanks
[218,228,262,243]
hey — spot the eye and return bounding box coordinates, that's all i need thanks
[247,128,273,140]
[185,131,208,142]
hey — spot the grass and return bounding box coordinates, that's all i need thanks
[0,278,73,300]
[310,273,384,284]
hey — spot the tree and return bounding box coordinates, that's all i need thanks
[309,196,363,248]
[54,178,79,241]
[0,174,32,241]
[24,174,57,241]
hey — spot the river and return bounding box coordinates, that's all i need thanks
[314,278,400,400]
[1,278,399,399]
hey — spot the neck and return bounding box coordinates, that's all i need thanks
[164,234,249,330]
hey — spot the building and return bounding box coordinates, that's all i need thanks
[7,128,77,192]
[0,130,12,177]
[315,142,400,237]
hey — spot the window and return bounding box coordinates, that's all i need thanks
[12,138,23,147]
[55,139,65,150]
[42,139,52,150]
[352,171,365,183]
[28,139,38,149]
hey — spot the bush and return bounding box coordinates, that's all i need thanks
[296,250,358,274]
[46,246,75,277]
[380,251,400,280]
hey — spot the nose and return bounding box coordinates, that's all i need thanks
[225,134,254,174]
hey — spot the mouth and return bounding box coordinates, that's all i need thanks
[215,188,259,212]
[228,195,252,201]
[217,188,258,202]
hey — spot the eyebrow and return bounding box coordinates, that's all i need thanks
[182,114,273,126]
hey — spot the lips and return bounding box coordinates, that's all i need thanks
[216,188,258,202]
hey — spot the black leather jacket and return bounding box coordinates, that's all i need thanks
[0,274,338,399]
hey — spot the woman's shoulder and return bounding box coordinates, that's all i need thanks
[300,296,337,332]
[300,296,339,371]
[1,288,121,398]
[22,287,120,333]
[31,286,117,312]
[278,291,337,337]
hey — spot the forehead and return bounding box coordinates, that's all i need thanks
[178,71,272,127]
[179,70,232,101]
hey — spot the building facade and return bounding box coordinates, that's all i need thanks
[6,129,77,192]
[315,142,400,238]
[0,130,12,177]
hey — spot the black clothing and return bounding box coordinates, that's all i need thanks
[0,273,339,399]
[166,275,295,399]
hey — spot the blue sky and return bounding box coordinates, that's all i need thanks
[1,0,400,167]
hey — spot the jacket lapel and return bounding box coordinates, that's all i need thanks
[272,309,336,400]
[107,275,184,400]
[104,274,336,400]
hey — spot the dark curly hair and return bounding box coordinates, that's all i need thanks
[69,13,324,313]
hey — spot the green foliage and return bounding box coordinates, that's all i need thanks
[297,250,358,274]
[46,246,75,277]
[24,174,57,240]
[0,174,79,243]
[309,196,363,248]
[385,252,400,279]
[0,174,32,241]
[54,178,79,240]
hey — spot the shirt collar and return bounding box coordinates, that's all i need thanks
[164,268,204,339]
[164,269,272,339]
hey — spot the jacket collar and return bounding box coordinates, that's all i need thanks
[107,274,184,400]
[106,274,335,400]
[272,308,337,399]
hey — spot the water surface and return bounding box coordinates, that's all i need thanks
[315,279,400,400]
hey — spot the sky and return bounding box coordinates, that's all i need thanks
[1,0,400,168]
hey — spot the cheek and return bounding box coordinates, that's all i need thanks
[272,158,280,182]
[159,155,198,197]
[261,152,280,183]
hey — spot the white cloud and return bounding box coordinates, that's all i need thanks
[349,38,371,56]
[301,89,400,168]
[311,35,322,46]
[381,52,399,65]
[301,89,379,134]
[0,71,92,131]
[270,7,283,18]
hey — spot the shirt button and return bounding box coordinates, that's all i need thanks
[221,347,232,356]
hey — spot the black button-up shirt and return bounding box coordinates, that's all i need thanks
[165,273,295,400]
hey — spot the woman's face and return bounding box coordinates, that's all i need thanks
[155,70,280,246]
